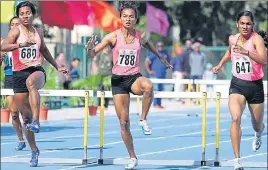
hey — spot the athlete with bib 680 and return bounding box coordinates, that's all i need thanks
[1,1,68,167]
[86,2,172,169]
[212,11,267,170]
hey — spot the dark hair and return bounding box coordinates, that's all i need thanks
[16,1,36,17]
[119,1,139,19]
[257,30,268,49]
[72,58,80,62]
[236,10,254,23]
[9,16,19,26]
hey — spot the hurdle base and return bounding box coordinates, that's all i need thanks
[98,159,103,164]
[97,158,267,168]
[201,160,206,166]
[82,158,97,165]
[214,161,220,167]
[99,158,214,166]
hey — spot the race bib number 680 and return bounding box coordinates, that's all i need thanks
[118,49,137,67]
[19,44,37,61]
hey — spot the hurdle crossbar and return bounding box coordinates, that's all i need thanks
[1,89,267,99]
[1,157,97,165]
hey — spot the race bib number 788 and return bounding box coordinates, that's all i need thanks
[117,49,137,67]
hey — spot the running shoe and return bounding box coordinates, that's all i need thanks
[125,158,138,170]
[139,120,152,135]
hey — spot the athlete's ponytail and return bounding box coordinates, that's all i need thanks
[258,30,268,49]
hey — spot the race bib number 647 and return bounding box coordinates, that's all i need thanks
[235,56,252,74]
[118,49,137,67]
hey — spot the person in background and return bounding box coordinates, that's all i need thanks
[63,58,80,89]
[171,46,185,102]
[181,40,192,91]
[69,58,80,81]
[55,52,67,88]
[189,42,206,92]
[145,41,171,109]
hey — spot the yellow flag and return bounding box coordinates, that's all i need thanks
[1,1,15,23]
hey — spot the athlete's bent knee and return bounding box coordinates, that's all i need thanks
[143,82,153,93]
[11,111,20,120]
[120,120,130,131]
[10,108,18,114]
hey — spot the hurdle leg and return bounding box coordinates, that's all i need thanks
[201,92,207,166]
[98,91,105,164]
[214,92,221,166]
[82,91,89,164]
[186,80,192,107]
[195,84,200,106]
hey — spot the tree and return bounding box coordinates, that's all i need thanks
[165,1,267,46]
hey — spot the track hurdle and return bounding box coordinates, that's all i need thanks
[1,90,98,165]
[95,91,267,168]
[97,92,212,167]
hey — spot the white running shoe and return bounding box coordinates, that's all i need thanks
[234,158,244,170]
[139,120,152,135]
[125,158,138,170]
[252,132,262,152]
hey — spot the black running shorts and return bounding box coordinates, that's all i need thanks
[12,66,46,93]
[111,73,142,95]
[229,76,264,104]
[4,75,13,89]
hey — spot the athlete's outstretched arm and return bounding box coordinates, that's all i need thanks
[86,33,114,58]
[141,32,171,68]
[1,28,20,51]
[37,29,58,69]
